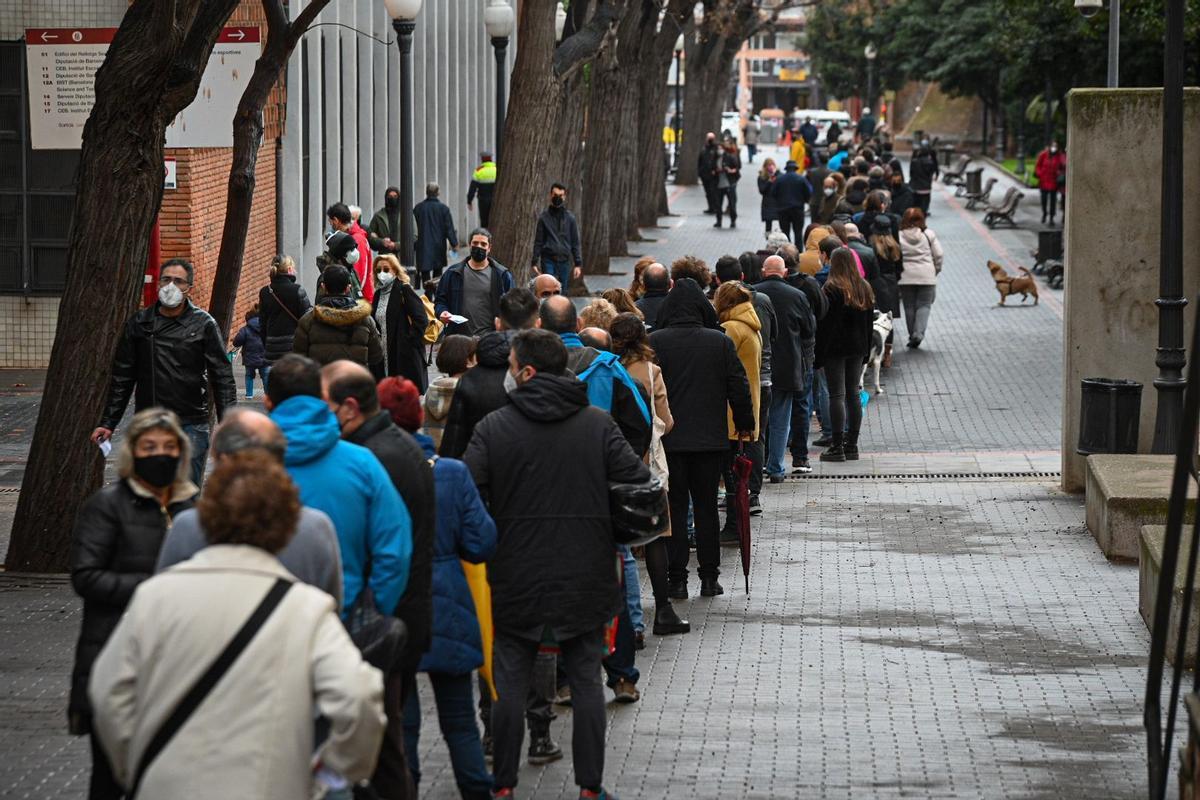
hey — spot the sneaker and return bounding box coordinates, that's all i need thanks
[748,495,762,516]
[813,435,833,447]
[719,524,740,547]
[528,734,563,765]
[791,459,813,474]
[580,789,620,800]
[768,473,786,484]
[611,678,640,703]
[492,790,514,799]
[553,686,572,706]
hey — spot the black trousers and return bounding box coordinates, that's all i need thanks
[747,384,770,497]
[372,669,418,800]
[479,198,493,229]
[915,192,931,214]
[701,177,718,212]
[825,354,864,436]
[716,185,738,224]
[666,451,723,583]
[1040,189,1058,221]
[778,207,805,242]
[88,733,122,800]
[492,628,607,791]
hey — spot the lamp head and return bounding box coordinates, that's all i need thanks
[383,0,422,21]
[864,43,878,61]
[484,0,515,38]
[1074,0,1102,17]
[555,4,567,40]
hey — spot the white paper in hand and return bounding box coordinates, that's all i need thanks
[98,439,112,458]
[447,314,469,325]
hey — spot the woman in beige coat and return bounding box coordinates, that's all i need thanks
[88,452,385,800]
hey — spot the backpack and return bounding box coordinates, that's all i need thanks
[576,351,651,424]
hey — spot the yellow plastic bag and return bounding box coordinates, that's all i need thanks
[461,561,496,700]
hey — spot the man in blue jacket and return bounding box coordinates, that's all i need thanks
[264,354,413,619]
[771,160,813,243]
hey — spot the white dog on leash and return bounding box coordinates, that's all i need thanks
[861,310,893,394]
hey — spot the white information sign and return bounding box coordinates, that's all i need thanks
[25,27,261,150]
[164,158,177,190]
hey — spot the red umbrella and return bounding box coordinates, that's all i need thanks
[731,442,753,594]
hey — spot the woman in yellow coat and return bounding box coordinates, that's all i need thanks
[789,135,808,171]
[715,282,762,540]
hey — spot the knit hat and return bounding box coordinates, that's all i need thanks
[326,231,357,262]
[377,377,423,433]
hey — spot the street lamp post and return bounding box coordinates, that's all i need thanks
[384,0,422,267]
[1074,0,1120,87]
[864,43,877,117]
[672,34,684,172]
[1151,0,1186,453]
[484,0,514,162]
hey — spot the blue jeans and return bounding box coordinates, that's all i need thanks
[181,423,209,487]
[603,604,640,688]
[619,545,644,633]
[540,258,573,289]
[244,366,268,399]
[813,368,832,435]
[766,389,795,477]
[402,672,493,798]
[789,367,814,463]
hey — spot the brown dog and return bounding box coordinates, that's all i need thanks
[987,260,1040,306]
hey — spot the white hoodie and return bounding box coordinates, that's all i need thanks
[898,227,944,286]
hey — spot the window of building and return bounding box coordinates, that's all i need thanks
[0,41,78,295]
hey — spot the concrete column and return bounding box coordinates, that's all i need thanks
[339,3,358,204]
[322,27,342,228]
[372,3,389,203]
[355,0,373,211]
[279,16,305,268]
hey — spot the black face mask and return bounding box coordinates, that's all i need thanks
[134,454,179,489]
[551,196,565,208]
[385,195,400,209]
[470,246,488,263]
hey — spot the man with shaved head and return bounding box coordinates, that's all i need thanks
[532,273,563,300]
[155,407,343,603]
[635,262,671,330]
[322,359,435,800]
[754,255,815,480]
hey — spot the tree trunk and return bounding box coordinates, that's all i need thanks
[581,44,621,275]
[5,0,239,572]
[208,0,331,338]
[635,0,690,227]
[607,7,643,256]
[490,0,625,286]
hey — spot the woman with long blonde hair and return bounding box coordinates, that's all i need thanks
[816,248,875,463]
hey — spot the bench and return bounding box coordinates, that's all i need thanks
[941,154,972,186]
[983,187,1024,229]
[963,176,997,209]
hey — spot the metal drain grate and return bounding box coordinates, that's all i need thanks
[791,471,1062,481]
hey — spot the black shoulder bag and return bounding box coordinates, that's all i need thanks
[126,578,292,798]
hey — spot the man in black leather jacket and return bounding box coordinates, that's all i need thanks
[92,258,237,485]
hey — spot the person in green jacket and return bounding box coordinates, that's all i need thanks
[367,186,402,257]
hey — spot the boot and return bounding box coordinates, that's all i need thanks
[699,578,725,597]
[844,430,860,461]
[653,602,691,635]
[881,344,893,369]
[820,432,846,462]
[527,731,563,765]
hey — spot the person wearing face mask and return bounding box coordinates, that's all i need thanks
[1035,139,1067,225]
[886,161,917,221]
[757,158,781,236]
[532,183,583,289]
[328,202,374,303]
[71,408,198,800]
[813,176,845,224]
[369,186,404,256]
[412,183,459,282]
[372,254,430,393]
[92,259,237,487]
[259,255,313,368]
[294,264,386,380]
[435,227,515,338]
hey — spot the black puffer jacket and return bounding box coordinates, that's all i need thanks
[69,479,197,730]
[100,300,237,429]
[259,274,313,363]
[438,330,512,459]
[649,280,754,453]
[463,373,648,639]
[344,412,435,674]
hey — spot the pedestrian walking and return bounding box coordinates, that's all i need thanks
[155,408,342,605]
[856,108,877,141]
[373,377,496,800]
[293,265,385,378]
[231,306,269,399]
[70,409,197,800]
[714,282,762,541]
[259,254,313,368]
[434,228,515,337]
[897,208,943,349]
[463,329,650,800]
[908,140,939,215]
[757,158,781,236]
[744,115,760,162]
[887,163,917,221]
[92,258,236,486]
[651,278,754,598]
[771,160,812,242]
[467,151,497,228]
[88,451,385,800]
[373,254,430,392]
[698,132,721,214]
[438,288,538,458]
[328,202,374,302]
[754,255,815,481]
[714,140,742,229]
[815,248,875,462]
[532,183,584,290]
[1035,139,1067,225]
[413,183,460,282]
[635,263,671,330]
[423,334,476,452]
[323,361,436,800]
[368,186,403,258]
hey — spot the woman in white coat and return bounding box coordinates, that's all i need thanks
[897,207,944,348]
[88,451,385,800]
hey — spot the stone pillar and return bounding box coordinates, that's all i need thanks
[1061,89,1200,492]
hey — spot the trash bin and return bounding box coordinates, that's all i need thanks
[965,168,983,196]
[1077,378,1143,455]
[939,145,956,167]
[1038,228,1064,261]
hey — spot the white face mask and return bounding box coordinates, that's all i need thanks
[158,283,184,308]
[824,187,836,197]
[503,370,519,395]
[377,271,395,288]
[344,247,361,266]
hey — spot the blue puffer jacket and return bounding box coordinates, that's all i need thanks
[232,316,269,369]
[414,432,497,675]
